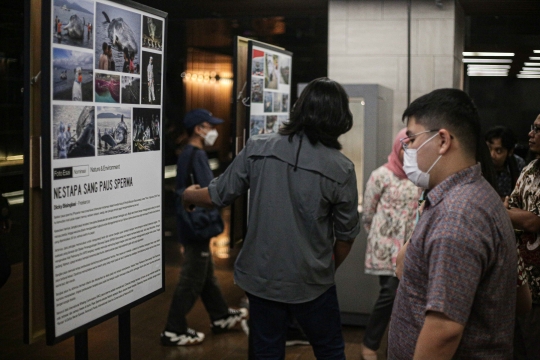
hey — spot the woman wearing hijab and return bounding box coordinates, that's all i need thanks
[361,128,420,360]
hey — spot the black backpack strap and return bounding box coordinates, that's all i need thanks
[186,147,199,186]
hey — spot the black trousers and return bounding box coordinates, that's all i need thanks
[164,240,229,333]
[362,275,399,351]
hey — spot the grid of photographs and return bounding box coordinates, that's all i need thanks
[50,0,165,160]
[249,45,291,138]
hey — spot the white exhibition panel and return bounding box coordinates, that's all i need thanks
[47,0,165,339]
[248,43,292,138]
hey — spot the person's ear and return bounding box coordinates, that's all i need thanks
[438,129,453,155]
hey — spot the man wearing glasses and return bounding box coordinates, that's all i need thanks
[388,89,517,359]
[505,114,540,359]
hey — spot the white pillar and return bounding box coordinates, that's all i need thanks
[329,0,464,134]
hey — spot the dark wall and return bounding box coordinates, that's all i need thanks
[467,76,540,146]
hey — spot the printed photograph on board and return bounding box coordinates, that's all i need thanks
[141,52,162,105]
[133,108,160,152]
[53,48,93,102]
[264,91,273,113]
[96,106,131,155]
[95,73,120,103]
[265,53,279,89]
[250,115,265,136]
[52,0,94,49]
[279,57,291,85]
[273,93,282,113]
[252,49,265,76]
[52,105,95,159]
[251,78,263,103]
[95,2,141,74]
[142,16,163,51]
[266,115,278,134]
[277,115,289,129]
[121,76,140,104]
[282,93,289,113]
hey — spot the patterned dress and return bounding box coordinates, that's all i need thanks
[508,159,540,304]
[363,166,419,275]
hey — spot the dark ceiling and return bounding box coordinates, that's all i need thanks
[459,0,540,16]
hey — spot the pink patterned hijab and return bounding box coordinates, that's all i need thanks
[384,128,408,180]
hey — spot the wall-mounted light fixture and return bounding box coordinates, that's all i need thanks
[181,71,233,84]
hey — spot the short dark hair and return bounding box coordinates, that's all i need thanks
[485,126,516,152]
[102,42,108,52]
[403,88,496,187]
[402,88,480,157]
[279,77,352,150]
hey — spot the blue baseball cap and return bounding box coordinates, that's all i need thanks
[183,108,223,130]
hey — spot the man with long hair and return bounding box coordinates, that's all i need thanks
[182,78,360,359]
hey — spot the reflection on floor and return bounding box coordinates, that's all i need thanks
[0,237,388,359]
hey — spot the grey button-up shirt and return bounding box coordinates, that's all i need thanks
[209,133,360,303]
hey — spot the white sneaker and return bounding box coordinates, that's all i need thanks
[211,308,249,334]
[160,328,205,346]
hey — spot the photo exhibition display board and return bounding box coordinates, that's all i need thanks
[43,0,166,343]
[246,41,292,139]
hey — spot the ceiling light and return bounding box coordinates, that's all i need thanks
[468,70,508,74]
[520,70,540,74]
[462,52,514,57]
[467,65,511,69]
[534,50,540,53]
[467,70,508,74]
[523,67,540,71]
[462,59,512,63]
[524,62,540,67]
[530,57,540,61]
[468,73,508,77]
[517,74,540,78]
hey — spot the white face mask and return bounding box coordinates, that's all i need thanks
[203,129,219,146]
[403,132,442,189]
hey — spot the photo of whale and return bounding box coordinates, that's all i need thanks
[52,105,95,160]
[132,108,160,152]
[95,73,120,103]
[52,48,93,102]
[142,15,163,51]
[96,106,132,156]
[53,0,94,49]
[95,2,141,74]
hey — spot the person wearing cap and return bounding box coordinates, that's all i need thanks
[181,78,360,358]
[161,109,248,346]
[147,56,155,103]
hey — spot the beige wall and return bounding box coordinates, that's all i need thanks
[329,0,464,134]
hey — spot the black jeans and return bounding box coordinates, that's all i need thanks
[247,285,345,360]
[363,275,399,351]
[165,240,229,333]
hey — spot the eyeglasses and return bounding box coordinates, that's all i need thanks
[400,129,439,150]
[531,124,540,134]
